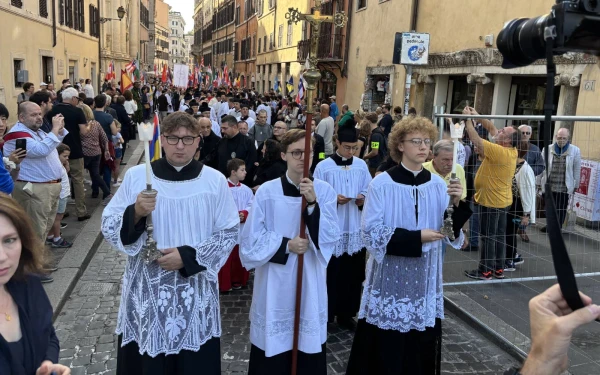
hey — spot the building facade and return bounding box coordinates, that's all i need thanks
[169,11,186,67]
[0,0,100,121]
[233,0,257,89]
[212,0,236,75]
[185,34,195,68]
[155,0,170,74]
[255,0,310,97]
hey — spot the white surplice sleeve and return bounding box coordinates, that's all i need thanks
[101,168,146,256]
[240,191,285,270]
[188,178,240,281]
[310,181,340,267]
[361,181,394,264]
[359,164,372,196]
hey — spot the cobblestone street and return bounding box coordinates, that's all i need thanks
[53,241,519,374]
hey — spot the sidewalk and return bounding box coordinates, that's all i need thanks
[44,140,144,316]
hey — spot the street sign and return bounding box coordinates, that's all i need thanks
[393,32,430,66]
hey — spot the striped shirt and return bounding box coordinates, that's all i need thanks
[3,122,67,182]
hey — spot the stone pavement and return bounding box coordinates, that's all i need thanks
[54,242,519,375]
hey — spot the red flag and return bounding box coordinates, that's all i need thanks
[120,70,133,93]
[161,64,167,83]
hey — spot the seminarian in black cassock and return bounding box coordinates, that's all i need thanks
[214,115,257,184]
[197,117,221,162]
[101,112,240,375]
[313,126,372,330]
[346,117,471,375]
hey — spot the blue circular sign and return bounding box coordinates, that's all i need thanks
[408,45,421,62]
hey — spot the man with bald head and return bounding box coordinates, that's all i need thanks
[518,124,544,176]
[238,121,249,137]
[462,106,519,281]
[4,102,67,261]
[540,127,581,233]
[198,117,221,164]
[272,121,287,142]
[317,103,334,158]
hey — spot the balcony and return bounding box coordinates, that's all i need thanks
[297,33,343,63]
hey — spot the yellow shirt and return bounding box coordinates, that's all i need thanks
[474,140,518,208]
[423,161,467,201]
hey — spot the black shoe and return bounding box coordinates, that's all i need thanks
[464,269,492,280]
[78,214,91,221]
[91,193,99,199]
[540,226,547,233]
[514,254,524,265]
[40,275,54,283]
[337,317,357,332]
[60,222,68,229]
[504,260,516,272]
[63,212,70,218]
[120,161,127,166]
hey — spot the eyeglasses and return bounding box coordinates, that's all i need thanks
[556,136,568,140]
[287,150,314,160]
[274,126,287,130]
[164,135,199,145]
[403,138,432,147]
[521,132,531,135]
[342,145,360,152]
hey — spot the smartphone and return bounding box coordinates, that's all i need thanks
[15,138,27,152]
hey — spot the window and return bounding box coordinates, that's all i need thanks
[141,2,150,28]
[287,23,292,46]
[263,36,266,52]
[235,6,240,25]
[73,0,84,32]
[269,0,275,9]
[257,0,263,16]
[278,24,283,47]
[357,0,366,10]
[39,0,48,17]
[13,59,24,87]
[89,5,99,37]
[270,33,274,50]
[258,37,261,53]
[11,0,23,8]
[59,0,64,24]
[65,0,73,28]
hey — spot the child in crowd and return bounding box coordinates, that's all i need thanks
[218,158,253,292]
[112,120,125,187]
[47,144,73,248]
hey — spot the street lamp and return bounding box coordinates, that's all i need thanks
[100,6,126,23]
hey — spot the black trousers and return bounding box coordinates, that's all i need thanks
[505,210,520,261]
[116,335,221,375]
[327,250,366,321]
[545,191,570,228]
[248,343,326,375]
[84,154,110,198]
[346,319,442,375]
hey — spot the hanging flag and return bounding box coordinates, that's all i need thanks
[105,62,113,81]
[286,76,294,95]
[296,74,305,104]
[125,60,136,74]
[149,112,162,162]
[223,65,230,87]
[274,76,280,93]
[200,57,205,68]
[121,69,133,93]
[133,53,141,81]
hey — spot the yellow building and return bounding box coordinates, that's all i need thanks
[255,0,310,96]
[0,0,100,121]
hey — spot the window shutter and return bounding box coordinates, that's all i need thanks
[39,0,48,17]
[79,0,85,32]
[11,0,23,8]
[59,0,65,25]
[65,0,73,28]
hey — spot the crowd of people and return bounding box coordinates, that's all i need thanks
[0,76,591,375]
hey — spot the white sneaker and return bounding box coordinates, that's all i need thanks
[118,178,123,183]
[83,179,92,185]
[113,182,121,187]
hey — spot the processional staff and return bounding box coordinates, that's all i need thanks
[284,2,347,374]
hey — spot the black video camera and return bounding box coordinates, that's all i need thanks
[497,0,600,69]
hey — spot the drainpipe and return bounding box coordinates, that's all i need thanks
[98,0,102,90]
[342,0,352,78]
[52,0,57,47]
[403,0,419,114]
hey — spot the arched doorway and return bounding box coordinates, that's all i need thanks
[319,70,337,101]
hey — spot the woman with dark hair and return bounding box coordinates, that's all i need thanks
[0,194,70,375]
[252,139,287,192]
[123,90,137,119]
[111,96,133,154]
[141,86,151,121]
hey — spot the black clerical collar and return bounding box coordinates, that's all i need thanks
[280,173,313,197]
[387,163,431,186]
[331,153,353,166]
[151,158,203,181]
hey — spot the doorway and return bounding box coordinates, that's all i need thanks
[42,56,53,84]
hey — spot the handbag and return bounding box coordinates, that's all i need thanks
[143,103,151,110]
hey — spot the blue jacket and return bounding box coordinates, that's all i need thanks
[524,143,545,177]
[0,150,14,195]
[0,275,59,375]
[329,102,339,119]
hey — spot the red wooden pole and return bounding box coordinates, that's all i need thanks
[291,110,313,375]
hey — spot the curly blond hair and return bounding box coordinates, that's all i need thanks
[388,116,439,163]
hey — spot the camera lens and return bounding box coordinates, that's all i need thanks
[497,15,550,68]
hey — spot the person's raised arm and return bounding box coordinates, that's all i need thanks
[463,107,486,159]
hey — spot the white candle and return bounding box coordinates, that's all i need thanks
[452,138,458,175]
[144,140,152,186]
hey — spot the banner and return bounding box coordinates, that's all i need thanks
[572,159,600,221]
[173,64,189,88]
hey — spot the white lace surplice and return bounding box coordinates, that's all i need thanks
[240,178,340,357]
[359,172,464,332]
[101,165,240,357]
[313,157,371,257]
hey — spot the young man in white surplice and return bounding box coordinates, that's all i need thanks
[101,112,240,375]
[313,124,372,332]
[346,117,472,375]
[240,129,340,375]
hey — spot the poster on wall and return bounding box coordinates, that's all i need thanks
[397,32,430,66]
[173,64,189,88]
[572,159,600,221]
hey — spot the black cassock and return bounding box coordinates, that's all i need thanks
[212,132,257,185]
[346,166,472,375]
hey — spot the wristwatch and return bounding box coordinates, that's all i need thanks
[306,199,317,206]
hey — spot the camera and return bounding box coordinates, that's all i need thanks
[497,0,600,69]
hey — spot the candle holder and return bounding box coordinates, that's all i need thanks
[440,175,459,241]
[140,187,162,264]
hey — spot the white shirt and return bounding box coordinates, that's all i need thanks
[84,84,95,98]
[241,176,339,357]
[316,117,335,155]
[124,100,138,115]
[59,165,70,199]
